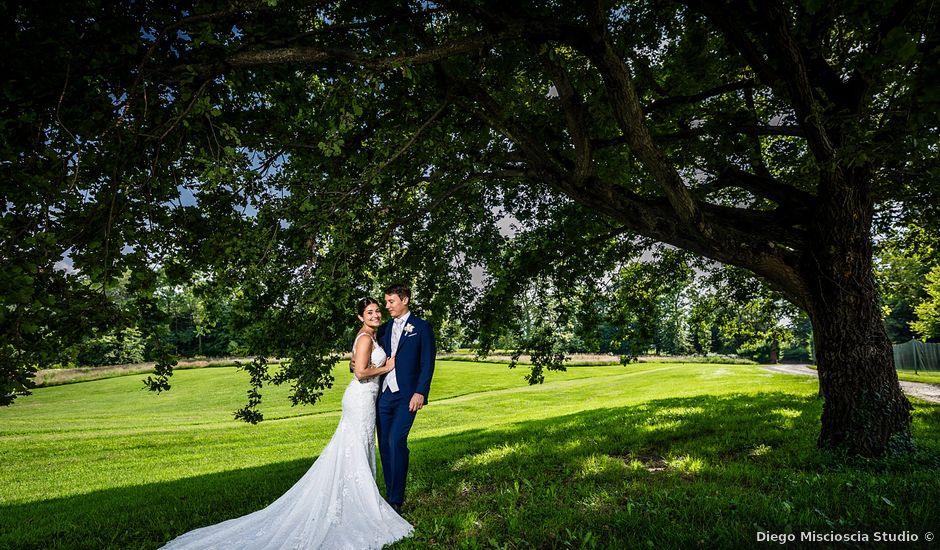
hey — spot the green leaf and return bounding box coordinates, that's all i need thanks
[882,27,918,63]
[803,0,827,14]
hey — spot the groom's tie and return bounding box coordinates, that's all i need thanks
[382,317,403,393]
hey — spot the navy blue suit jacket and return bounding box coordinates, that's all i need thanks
[380,313,435,401]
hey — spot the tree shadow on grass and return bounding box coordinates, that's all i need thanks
[2,392,937,549]
[402,392,940,548]
[0,458,316,550]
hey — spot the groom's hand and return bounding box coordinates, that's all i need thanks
[408,393,425,412]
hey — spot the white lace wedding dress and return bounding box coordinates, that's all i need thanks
[161,333,413,549]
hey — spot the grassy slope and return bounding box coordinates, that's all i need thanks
[31,358,281,387]
[895,369,940,385]
[1,361,938,549]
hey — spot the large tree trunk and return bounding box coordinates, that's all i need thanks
[804,170,913,457]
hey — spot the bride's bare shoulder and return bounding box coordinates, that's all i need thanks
[353,332,374,349]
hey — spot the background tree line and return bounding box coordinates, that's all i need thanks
[467,230,940,365]
[58,226,939,370]
[50,272,244,367]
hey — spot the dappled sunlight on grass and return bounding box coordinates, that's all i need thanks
[668,455,705,475]
[1,362,938,548]
[770,407,804,429]
[451,441,528,470]
[575,453,625,480]
[771,407,802,418]
[637,405,705,434]
[623,457,656,473]
[641,419,684,433]
[749,443,773,458]
[579,488,619,514]
[397,392,938,547]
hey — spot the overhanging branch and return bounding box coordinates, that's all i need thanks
[681,1,838,164]
[221,31,508,71]
[541,50,593,182]
[697,167,815,211]
[586,37,705,232]
[647,79,757,111]
[662,124,805,140]
[593,124,806,148]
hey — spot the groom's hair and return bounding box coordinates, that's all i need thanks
[383,283,411,301]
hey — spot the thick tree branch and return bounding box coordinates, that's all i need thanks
[681,1,838,164]
[680,0,780,86]
[593,124,805,148]
[550,175,808,303]
[753,4,837,162]
[470,169,528,179]
[446,69,573,184]
[586,37,705,233]
[742,87,774,180]
[444,61,807,301]
[697,167,815,211]
[647,79,757,111]
[221,31,507,71]
[658,124,806,141]
[844,0,916,109]
[541,51,594,182]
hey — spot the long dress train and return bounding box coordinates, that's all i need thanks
[160,335,412,549]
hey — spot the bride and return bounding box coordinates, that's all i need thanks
[160,297,414,549]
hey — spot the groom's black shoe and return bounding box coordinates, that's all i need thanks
[390,503,402,514]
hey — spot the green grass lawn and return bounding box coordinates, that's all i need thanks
[1,361,938,549]
[896,369,940,386]
[804,364,940,387]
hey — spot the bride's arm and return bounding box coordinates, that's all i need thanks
[352,338,396,380]
[351,337,375,381]
[371,355,395,376]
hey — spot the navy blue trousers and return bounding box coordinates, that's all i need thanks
[376,387,417,505]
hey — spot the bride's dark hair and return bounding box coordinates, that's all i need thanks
[357,296,379,316]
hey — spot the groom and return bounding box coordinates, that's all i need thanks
[377,283,435,513]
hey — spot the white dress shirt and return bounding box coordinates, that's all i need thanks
[383,312,410,393]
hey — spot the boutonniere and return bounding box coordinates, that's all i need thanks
[403,323,415,334]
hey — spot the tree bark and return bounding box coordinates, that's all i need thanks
[803,170,913,456]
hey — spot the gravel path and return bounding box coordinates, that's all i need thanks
[763,364,940,404]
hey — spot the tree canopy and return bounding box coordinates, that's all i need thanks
[3,0,938,454]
